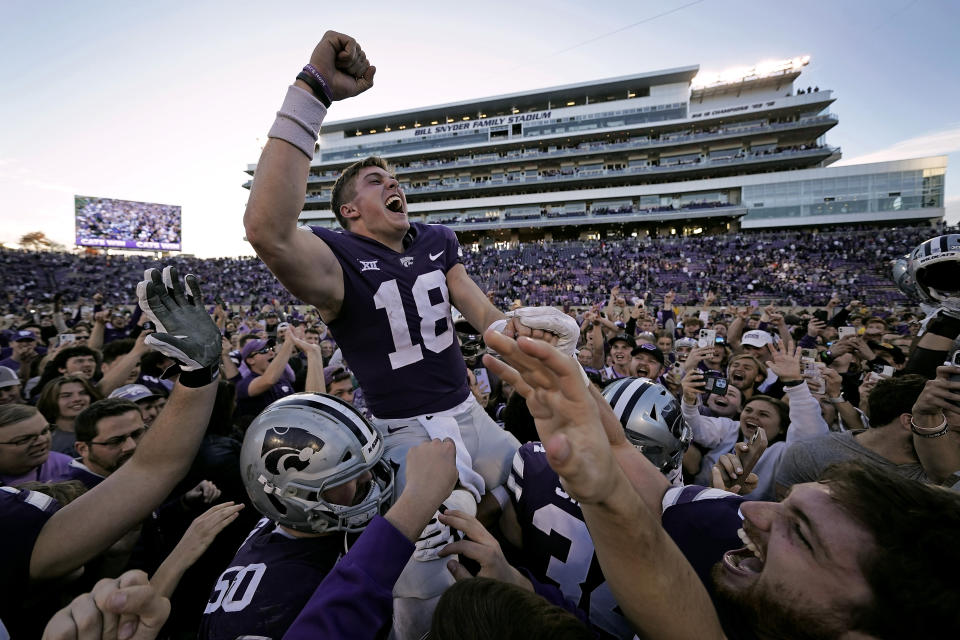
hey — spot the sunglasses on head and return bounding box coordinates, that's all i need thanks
[327,367,352,383]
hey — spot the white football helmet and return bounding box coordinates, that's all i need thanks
[602,377,691,474]
[239,392,394,534]
[908,235,960,315]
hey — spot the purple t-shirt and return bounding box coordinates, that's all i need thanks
[311,223,470,418]
[235,370,295,419]
[0,451,72,487]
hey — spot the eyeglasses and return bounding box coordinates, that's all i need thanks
[254,347,274,355]
[87,427,148,448]
[0,424,54,447]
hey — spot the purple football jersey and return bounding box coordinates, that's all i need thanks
[311,223,469,418]
[507,442,633,639]
[199,518,349,640]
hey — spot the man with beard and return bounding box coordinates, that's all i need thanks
[68,398,146,488]
[484,329,960,640]
[628,343,666,382]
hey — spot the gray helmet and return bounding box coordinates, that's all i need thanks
[602,377,690,474]
[240,392,394,534]
[892,254,918,300]
[908,235,960,314]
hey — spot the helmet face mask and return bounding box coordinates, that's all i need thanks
[241,393,395,534]
[270,458,394,533]
[455,319,486,365]
[601,377,691,474]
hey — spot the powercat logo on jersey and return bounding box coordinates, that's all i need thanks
[359,259,380,272]
[261,427,325,475]
[400,256,414,267]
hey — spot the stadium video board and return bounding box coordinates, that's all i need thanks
[74,195,182,251]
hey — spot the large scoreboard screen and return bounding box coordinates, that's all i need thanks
[75,195,181,251]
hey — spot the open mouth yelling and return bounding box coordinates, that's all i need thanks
[385,195,404,213]
[730,371,746,385]
[724,527,766,576]
[741,420,761,439]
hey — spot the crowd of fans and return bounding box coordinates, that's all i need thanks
[1,218,959,640]
[1,224,934,315]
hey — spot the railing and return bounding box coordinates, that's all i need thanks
[301,114,837,184]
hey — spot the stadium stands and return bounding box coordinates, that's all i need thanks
[1,224,932,312]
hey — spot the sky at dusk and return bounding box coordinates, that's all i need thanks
[2,0,958,256]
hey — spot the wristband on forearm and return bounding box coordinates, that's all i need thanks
[910,412,950,438]
[267,85,327,160]
[299,64,333,106]
[165,363,220,388]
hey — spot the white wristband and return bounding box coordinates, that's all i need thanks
[267,85,327,159]
[490,485,510,510]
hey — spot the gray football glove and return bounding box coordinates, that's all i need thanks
[136,266,221,372]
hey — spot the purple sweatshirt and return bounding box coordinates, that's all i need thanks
[283,516,587,640]
[283,516,412,640]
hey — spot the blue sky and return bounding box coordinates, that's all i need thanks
[2,0,958,256]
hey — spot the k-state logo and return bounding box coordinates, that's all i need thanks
[261,427,325,475]
[360,259,380,272]
[400,256,414,267]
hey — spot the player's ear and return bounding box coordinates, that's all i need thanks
[340,202,359,221]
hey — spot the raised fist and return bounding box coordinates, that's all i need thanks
[308,31,376,101]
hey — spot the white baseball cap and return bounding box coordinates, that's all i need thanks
[741,330,773,348]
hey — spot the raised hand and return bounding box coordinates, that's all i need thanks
[711,429,767,494]
[765,339,801,383]
[308,31,375,101]
[483,330,617,505]
[168,502,243,568]
[822,366,843,398]
[504,307,579,353]
[136,267,221,373]
[183,480,221,505]
[681,370,706,404]
[683,346,713,372]
[806,318,826,338]
[438,509,533,591]
[911,366,960,423]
